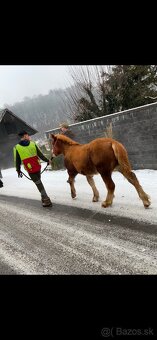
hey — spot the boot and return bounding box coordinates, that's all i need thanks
[41,197,52,207]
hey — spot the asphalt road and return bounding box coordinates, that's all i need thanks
[0,194,157,275]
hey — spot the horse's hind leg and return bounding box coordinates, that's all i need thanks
[67,173,77,199]
[100,172,115,208]
[86,175,99,202]
[119,168,151,208]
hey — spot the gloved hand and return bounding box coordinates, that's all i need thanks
[17,170,23,178]
[47,158,53,165]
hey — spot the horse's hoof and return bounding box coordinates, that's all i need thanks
[143,198,151,208]
[102,203,107,208]
[101,201,112,208]
[144,202,151,208]
[93,197,99,202]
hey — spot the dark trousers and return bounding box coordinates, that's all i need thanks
[0,179,3,188]
[29,172,48,198]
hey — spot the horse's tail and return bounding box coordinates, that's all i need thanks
[111,141,132,175]
[111,140,151,208]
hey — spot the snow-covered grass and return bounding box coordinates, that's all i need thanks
[1,166,157,225]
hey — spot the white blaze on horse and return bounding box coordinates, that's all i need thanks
[50,133,151,209]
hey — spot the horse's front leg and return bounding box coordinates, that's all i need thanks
[67,173,77,199]
[86,175,99,202]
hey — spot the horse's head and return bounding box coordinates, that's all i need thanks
[50,134,63,156]
[50,133,79,157]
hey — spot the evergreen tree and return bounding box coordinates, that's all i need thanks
[107,65,157,112]
[67,65,157,121]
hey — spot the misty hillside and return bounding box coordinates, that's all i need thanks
[4,87,75,139]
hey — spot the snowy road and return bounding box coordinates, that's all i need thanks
[0,195,157,275]
[1,167,157,225]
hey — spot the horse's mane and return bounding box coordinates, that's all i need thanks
[56,134,80,145]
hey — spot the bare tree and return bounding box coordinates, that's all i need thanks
[66,66,112,122]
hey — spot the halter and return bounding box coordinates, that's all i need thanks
[51,139,58,156]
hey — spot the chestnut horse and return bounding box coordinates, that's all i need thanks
[51,134,151,209]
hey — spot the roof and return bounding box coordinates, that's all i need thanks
[0,108,38,135]
[0,109,5,122]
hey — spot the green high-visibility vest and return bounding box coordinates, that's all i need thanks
[14,141,37,161]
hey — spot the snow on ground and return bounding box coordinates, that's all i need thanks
[1,165,157,225]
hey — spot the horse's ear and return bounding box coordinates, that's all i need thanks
[50,133,56,141]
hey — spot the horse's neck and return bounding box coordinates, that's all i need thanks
[62,143,69,155]
[62,143,74,155]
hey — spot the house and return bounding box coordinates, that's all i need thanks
[0,108,38,169]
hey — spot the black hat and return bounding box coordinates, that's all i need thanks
[18,130,28,137]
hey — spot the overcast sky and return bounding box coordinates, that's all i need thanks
[0,65,73,108]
